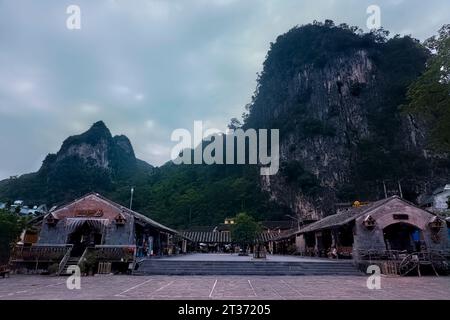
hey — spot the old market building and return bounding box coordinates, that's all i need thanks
[10,193,187,274]
[277,196,450,274]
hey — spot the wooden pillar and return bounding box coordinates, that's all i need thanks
[167,233,171,255]
[314,232,320,256]
[157,232,161,256]
[184,239,188,253]
[331,228,339,248]
[296,234,305,255]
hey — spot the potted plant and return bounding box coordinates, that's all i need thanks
[79,250,97,276]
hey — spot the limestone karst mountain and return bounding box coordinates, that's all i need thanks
[1,22,448,227]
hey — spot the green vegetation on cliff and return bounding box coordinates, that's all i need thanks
[404,25,450,152]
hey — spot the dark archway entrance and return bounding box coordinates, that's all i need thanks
[67,222,103,257]
[383,223,422,252]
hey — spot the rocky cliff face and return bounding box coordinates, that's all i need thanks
[57,140,111,169]
[245,23,446,219]
[0,121,152,205]
[40,121,145,177]
[260,50,377,220]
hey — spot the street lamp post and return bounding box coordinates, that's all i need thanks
[130,187,134,210]
[285,214,303,231]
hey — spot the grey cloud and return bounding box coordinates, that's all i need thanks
[0,0,449,179]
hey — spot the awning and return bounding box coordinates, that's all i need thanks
[65,218,110,234]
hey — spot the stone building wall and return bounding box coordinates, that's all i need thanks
[102,216,135,245]
[353,198,449,259]
[38,222,69,244]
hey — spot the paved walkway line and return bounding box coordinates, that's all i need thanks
[264,281,285,300]
[209,279,218,298]
[248,280,257,297]
[0,280,66,299]
[280,279,304,297]
[115,279,153,297]
[45,281,66,288]
[148,281,175,297]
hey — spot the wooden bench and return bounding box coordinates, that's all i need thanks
[0,265,11,278]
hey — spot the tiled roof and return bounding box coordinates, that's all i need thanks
[181,231,231,243]
[181,231,283,244]
[278,196,409,239]
[257,231,283,242]
[95,194,179,235]
[53,192,179,235]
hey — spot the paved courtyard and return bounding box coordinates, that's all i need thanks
[0,275,448,300]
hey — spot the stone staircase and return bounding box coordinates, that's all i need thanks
[59,257,81,275]
[134,259,362,276]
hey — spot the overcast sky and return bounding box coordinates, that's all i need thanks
[0,0,449,179]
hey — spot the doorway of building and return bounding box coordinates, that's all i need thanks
[67,222,103,257]
[383,223,422,252]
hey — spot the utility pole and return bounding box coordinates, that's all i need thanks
[382,180,388,199]
[285,214,302,231]
[397,180,403,198]
[129,187,134,210]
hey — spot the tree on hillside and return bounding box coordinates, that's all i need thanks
[230,213,261,255]
[0,210,25,264]
[404,24,450,152]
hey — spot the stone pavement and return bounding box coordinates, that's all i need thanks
[0,275,448,300]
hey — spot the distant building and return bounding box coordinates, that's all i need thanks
[181,219,295,253]
[224,218,235,225]
[7,201,47,216]
[19,204,48,216]
[421,184,450,214]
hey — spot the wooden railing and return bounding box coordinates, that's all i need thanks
[10,244,73,263]
[79,245,136,263]
[399,251,448,276]
[357,249,449,276]
[356,249,411,261]
[57,246,73,275]
[94,245,136,262]
[78,247,89,267]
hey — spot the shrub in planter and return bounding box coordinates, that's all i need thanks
[79,251,97,276]
[47,263,59,275]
